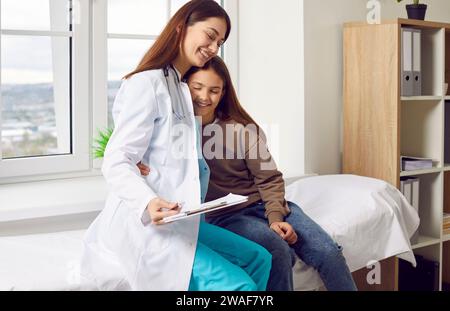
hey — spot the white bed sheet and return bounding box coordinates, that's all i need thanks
[0,174,419,291]
[0,230,87,291]
[287,174,419,291]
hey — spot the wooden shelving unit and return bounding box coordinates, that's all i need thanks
[343,18,450,291]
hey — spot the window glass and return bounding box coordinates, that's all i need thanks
[107,38,152,126]
[1,35,71,158]
[108,0,168,35]
[1,0,70,31]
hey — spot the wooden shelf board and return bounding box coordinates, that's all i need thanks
[411,235,441,250]
[397,18,450,29]
[344,19,450,29]
[443,234,450,242]
[444,165,450,172]
[400,167,443,177]
[445,96,450,100]
[401,96,442,101]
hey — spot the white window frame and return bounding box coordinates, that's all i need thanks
[0,0,90,181]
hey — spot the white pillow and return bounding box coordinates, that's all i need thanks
[285,174,419,271]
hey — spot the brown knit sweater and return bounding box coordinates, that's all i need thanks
[202,118,290,225]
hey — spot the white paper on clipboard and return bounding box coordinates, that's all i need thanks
[162,193,248,223]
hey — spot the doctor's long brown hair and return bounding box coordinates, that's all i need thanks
[124,0,231,80]
[184,56,259,128]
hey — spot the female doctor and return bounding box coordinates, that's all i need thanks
[81,0,271,291]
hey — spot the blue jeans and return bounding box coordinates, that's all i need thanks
[207,201,357,291]
[189,221,272,291]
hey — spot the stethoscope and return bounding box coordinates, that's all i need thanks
[163,65,191,124]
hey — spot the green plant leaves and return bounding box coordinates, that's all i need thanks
[92,127,114,159]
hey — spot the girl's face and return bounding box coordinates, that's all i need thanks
[188,68,224,122]
[181,17,227,68]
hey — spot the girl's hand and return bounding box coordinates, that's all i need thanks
[147,198,181,225]
[137,162,150,176]
[270,222,298,245]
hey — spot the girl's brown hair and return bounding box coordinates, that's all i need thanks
[184,56,259,128]
[124,0,231,80]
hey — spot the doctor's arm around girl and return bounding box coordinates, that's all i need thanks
[80,0,271,291]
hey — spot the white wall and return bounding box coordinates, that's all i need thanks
[303,0,366,175]
[238,0,305,178]
[238,0,450,176]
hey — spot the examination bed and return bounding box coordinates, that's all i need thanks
[0,174,419,291]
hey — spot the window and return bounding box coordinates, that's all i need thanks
[0,0,235,180]
[0,0,90,179]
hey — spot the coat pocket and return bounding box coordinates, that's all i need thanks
[142,222,174,253]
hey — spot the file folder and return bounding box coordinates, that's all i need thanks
[412,29,422,96]
[401,28,414,96]
[400,176,420,244]
[401,178,412,206]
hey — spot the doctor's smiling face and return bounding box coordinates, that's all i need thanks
[188,67,224,124]
[124,0,230,80]
[180,17,227,68]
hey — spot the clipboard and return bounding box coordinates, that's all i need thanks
[162,193,248,223]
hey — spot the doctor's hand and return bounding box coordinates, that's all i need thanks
[270,222,298,245]
[147,198,180,225]
[137,162,150,176]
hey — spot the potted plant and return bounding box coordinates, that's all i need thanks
[397,0,428,20]
[92,127,113,159]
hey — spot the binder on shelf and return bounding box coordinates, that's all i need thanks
[412,29,422,96]
[400,155,433,171]
[412,178,420,211]
[411,177,420,244]
[401,28,414,96]
[401,178,412,204]
[400,177,420,244]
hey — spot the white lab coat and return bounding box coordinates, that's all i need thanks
[81,67,201,290]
